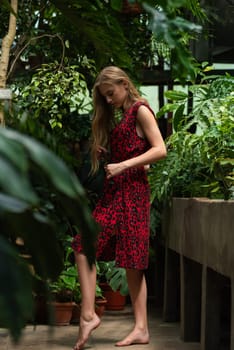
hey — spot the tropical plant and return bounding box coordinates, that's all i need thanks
[14,61,93,138]
[97,261,129,296]
[0,126,98,341]
[149,74,234,208]
[8,60,95,171]
[50,0,206,83]
[144,0,205,83]
[1,0,206,88]
[48,242,80,302]
[49,265,79,301]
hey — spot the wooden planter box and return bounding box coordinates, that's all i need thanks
[162,198,234,350]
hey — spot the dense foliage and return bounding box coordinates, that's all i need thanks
[10,60,94,168]
[0,0,216,342]
[149,74,234,204]
[0,0,206,86]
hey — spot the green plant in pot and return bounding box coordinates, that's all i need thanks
[97,261,129,310]
[51,242,107,323]
[45,241,79,325]
[49,265,79,302]
[34,255,80,325]
[48,263,78,326]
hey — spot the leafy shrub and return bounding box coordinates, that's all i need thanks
[149,74,234,206]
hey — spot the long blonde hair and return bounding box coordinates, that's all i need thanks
[91,66,146,173]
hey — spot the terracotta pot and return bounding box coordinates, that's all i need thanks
[71,303,81,324]
[95,297,107,317]
[51,301,74,326]
[71,298,107,324]
[100,283,126,310]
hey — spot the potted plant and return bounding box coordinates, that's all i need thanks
[33,262,78,326]
[97,261,129,310]
[53,241,107,324]
[48,263,78,326]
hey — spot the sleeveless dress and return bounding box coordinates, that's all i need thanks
[72,101,153,270]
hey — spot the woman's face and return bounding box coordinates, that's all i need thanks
[99,81,128,109]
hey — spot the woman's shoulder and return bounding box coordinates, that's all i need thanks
[132,100,155,117]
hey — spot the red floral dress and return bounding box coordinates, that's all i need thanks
[72,101,153,269]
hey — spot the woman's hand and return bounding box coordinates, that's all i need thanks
[105,163,150,179]
[97,146,109,160]
[104,162,127,179]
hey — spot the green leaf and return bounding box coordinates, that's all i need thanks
[104,261,128,296]
[1,127,85,199]
[164,90,188,101]
[0,193,30,213]
[0,157,38,205]
[4,210,64,280]
[168,0,187,7]
[157,103,178,117]
[219,158,234,166]
[173,104,185,132]
[0,134,28,173]
[110,0,122,11]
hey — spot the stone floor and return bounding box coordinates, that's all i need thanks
[0,305,200,350]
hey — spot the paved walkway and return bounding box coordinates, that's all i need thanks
[0,305,200,350]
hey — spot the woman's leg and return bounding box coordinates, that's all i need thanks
[115,268,149,346]
[73,252,100,350]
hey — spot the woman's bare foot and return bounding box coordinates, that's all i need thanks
[73,313,100,350]
[115,328,149,347]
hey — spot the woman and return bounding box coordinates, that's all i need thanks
[72,66,167,349]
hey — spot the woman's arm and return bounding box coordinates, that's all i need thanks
[105,105,167,179]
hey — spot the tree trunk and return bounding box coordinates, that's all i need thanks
[0,0,18,125]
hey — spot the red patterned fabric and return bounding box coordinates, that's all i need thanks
[72,101,153,269]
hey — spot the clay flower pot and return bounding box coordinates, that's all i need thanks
[51,301,75,326]
[71,298,107,324]
[100,283,126,311]
[95,297,107,317]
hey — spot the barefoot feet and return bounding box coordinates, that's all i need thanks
[115,328,149,347]
[73,313,100,350]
